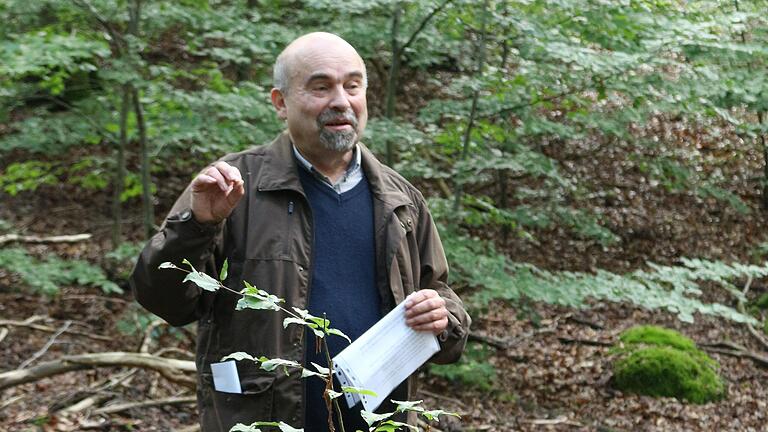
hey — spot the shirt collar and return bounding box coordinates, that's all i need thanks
[292,144,362,191]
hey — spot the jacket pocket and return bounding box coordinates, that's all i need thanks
[199,370,277,431]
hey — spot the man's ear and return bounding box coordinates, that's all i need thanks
[270,88,288,120]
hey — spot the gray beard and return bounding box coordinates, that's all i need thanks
[319,128,357,152]
[317,108,359,152]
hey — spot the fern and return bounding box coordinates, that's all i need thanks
[0,248,122,296]
[440,225,759,324]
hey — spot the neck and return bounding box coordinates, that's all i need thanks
[294,142,354,183]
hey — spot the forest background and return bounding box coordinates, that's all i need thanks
[1,0,768,430]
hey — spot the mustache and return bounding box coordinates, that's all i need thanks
[317,109,358,128]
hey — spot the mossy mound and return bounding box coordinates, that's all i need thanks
[612,326,725,404]
[619,325,697,352]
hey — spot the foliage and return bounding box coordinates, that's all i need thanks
[428,342,496,392]
[116,303,158,336]
[0,247,122,296]
[104,241,144,280]
[611,326,725,404]
[441,224,762,324]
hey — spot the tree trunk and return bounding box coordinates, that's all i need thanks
[127,0,154,237]
[384,4,402,167]
[133,87,154,237]
[760,111,768,210]
[452,0,489,212]
[112,84,130,247]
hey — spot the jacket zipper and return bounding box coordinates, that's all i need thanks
[298,195,314,428]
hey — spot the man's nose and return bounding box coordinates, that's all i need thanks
[328,85,352,111]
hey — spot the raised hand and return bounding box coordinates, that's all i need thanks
[405,289,449,335]
[190,161,245,224]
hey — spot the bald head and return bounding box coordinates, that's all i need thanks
[273,32,367,94]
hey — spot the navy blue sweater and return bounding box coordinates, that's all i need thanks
[297,167,381,432]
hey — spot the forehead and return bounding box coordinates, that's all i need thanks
[290,46,366,85]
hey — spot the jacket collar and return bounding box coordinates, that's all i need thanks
[257,131,414,209]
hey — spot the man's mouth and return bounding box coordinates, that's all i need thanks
[323,119,354,131]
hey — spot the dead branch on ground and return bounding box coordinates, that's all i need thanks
[0,352,196,391]
[0,316,112,342]
[18,320,71,369]
[93,395,196,415]
[700,341,768,368]
[0,233,92,245]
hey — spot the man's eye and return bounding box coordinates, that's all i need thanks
[313,86,328,91]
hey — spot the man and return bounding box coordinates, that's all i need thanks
[130,32,470,431]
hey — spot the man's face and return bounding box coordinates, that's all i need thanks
[276,46,368,153]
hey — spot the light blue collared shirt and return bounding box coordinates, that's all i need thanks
[292,144,364,194]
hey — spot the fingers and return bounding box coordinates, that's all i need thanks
[190,162,245,224]
[192,162,243,192]
[405,290,449,334]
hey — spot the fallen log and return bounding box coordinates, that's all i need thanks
[0,352,196,391]
[0,233,92,246]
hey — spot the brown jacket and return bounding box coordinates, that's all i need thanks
[130,132,471,431]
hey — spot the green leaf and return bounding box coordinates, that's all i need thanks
[372,420,417,432]
[310,362,330,375]
[341,386,378,397]
[259,357,300,373]
[421,409,461,422]
[158,262,177,270]
[276,422,303,432]
[221,352,257,362]
[360,410,395,426]
[228,422,301,432]
[236,283,283,311]
[327,328,351,343]
[283,317,306,328]
[183,270,221,292]
[392,400,424,413]
[220,259,229,281]
[229,424,262,432]
[326,389,343,400]
[300,368,327,380]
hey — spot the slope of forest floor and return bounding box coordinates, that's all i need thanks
[2,127,768,431]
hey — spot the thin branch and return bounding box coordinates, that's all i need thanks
[93,395,196,415]
[0,233,91,246]
[557,336,614,347]
[29,95,119,144]
[735,277,768,351]
[18,320,72,369]
[700,345,768,368]
[71,0,127,53]
[400,0,454,53]
[0,318,112,342]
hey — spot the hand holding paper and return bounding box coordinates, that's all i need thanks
[405,289,449,334]
[332,293,442,412]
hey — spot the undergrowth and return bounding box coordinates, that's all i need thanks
[0,247,121,295]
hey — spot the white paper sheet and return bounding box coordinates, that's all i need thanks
[211,360,242,394]
[332,294,440,412]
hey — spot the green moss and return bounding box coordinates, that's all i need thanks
[612,326,725,404]
[620,325,697,352]
[613,346,725,404]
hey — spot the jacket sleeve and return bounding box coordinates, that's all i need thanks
[414,194,471,365]
[129,185,224,327]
